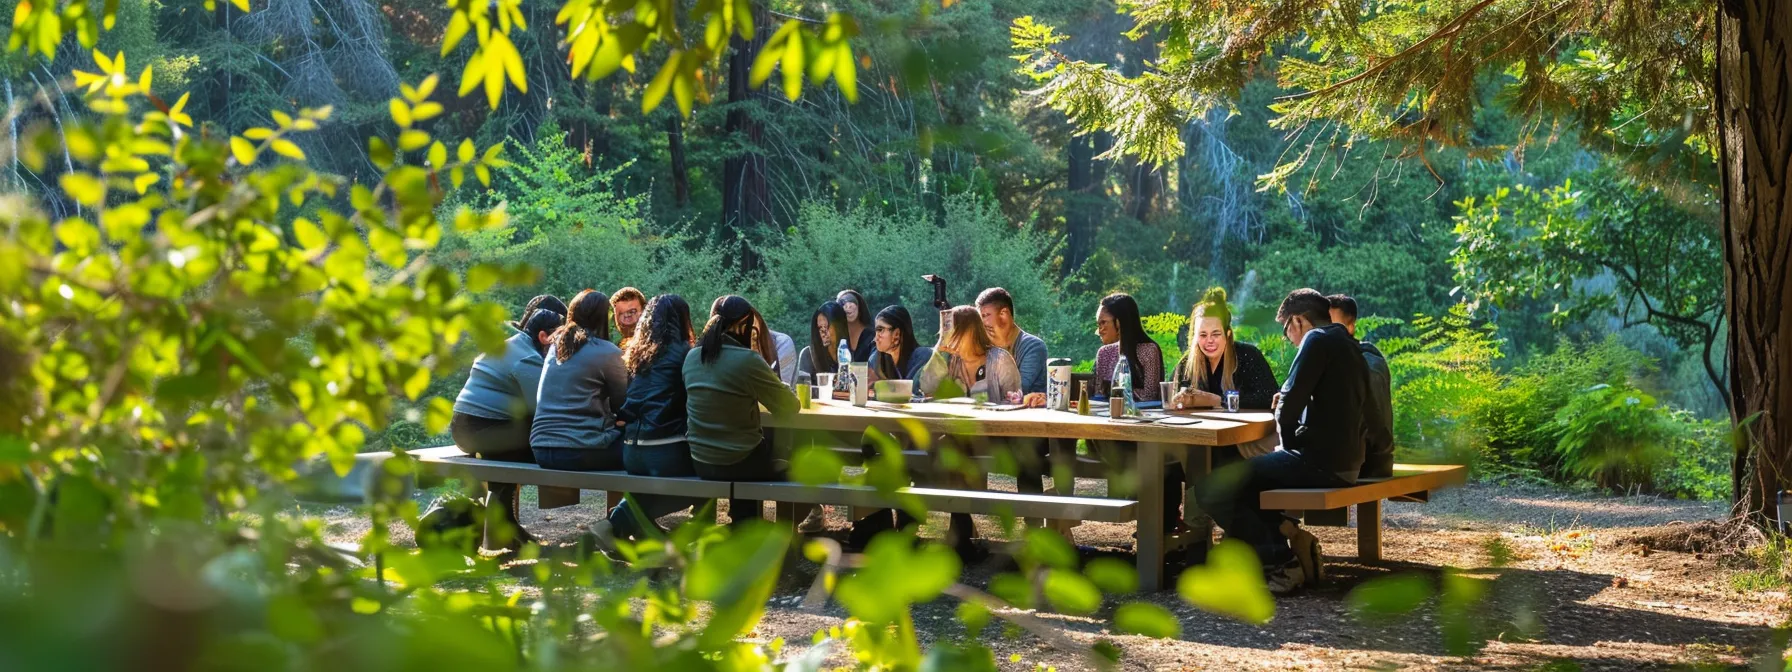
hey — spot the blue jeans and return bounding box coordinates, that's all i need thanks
[1194,450,1350,566]
[609,440,700,540]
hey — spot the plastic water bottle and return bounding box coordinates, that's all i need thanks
[836,339,852,392]
[1115,354,1135,416]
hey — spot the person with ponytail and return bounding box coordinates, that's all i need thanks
[684,295,800,524]
[531,289,630,471]
[449,295,564,551]
[1093,293,1166,402]
[1171,287,1280,412]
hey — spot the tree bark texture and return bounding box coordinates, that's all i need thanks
[667,114,689,208]
[1716,0,1792,519]
[722,4,773,274]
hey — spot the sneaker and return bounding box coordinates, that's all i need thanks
[797,506,828,534]
[1264,558,1306,595]
[1279,519,1325,584]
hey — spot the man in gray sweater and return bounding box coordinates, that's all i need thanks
[976,287,1052,508]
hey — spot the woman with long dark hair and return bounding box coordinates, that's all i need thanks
[1092,292,1180,535]
[868,305,931,382]
[684,295,800,524]
[796,301,850,383]
[836,289,877,362]
[449,296,564,551]
[531,289,629,471]
[588,294,700,546]
[1094,292,1165,402]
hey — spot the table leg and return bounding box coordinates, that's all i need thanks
[1047,438,1081,535]
[1136,441,1167,592]
[1185,447,1214,564]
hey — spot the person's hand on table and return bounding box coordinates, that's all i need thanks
[1022,392,1046,408]
[1174,388,1221,409]
[1271,392,1283,413]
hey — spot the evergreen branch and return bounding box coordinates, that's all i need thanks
[1275,0,1498,103]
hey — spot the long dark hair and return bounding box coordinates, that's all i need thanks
[552,289,611,364]
[873,305,921,379]
[808,300,849,372]
[698,295,763,365]
[1100,293,1156,379]
[836,289,871,329]
[622,294,693,375]
[511,294,566,330]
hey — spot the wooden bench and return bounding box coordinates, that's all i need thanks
[404,446,732,510]
[1260,463,1467,561]
[734,481,1139,526]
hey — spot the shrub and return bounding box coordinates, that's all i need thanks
[758,193,1068,348]
[1552,383,1676,492]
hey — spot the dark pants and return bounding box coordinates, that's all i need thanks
[533,439,626,472]
[609,440,699,539]
[451,412,535,544]
[1194,450,1350,566]
[1092,440,1187,531]
[694,429,782,525]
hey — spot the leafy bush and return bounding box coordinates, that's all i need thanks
[1552,383,1676,492]
[1380,305,1505,466]
[758,193,1069,348]
[439,126,742,315]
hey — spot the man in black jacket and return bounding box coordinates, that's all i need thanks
[1329,294,1394,479]
[1195,288,1368,594]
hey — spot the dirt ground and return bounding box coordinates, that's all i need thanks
[318,480,1788,671]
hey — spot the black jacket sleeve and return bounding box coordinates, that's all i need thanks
[1277,334,1329,445]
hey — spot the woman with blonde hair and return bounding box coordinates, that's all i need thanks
[1171,287,1279,412]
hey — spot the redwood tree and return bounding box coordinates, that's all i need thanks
[1014,0,1789,518]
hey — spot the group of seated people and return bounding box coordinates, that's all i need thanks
[449,282,1393,593]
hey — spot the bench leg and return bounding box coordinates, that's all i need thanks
[1356,500,1382,562]
[537,486,581,510]
[1135,442,1168,592]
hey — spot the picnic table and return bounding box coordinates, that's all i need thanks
[760,399,1275,591]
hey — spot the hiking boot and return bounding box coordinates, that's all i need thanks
[797,506,828,534]
[481,485,535,552]
[1264,558,1306,595]
[1279,519,1325,584]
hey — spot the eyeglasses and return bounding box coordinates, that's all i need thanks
[617,309,641,320]
[874,325,895,334]
[1281,318,1299,343]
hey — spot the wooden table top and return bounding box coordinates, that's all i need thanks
[761,400,1274,446]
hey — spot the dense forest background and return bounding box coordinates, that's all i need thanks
[0,0,1730,496]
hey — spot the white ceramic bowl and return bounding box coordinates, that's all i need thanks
[873,379,914,403]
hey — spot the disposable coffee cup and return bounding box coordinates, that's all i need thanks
[1046,358,1072,411]
[849,363,869,406]
[814,373,834,398]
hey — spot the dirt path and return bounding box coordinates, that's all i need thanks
[316,482,1786,671]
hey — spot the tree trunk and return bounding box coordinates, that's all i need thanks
[1064,135,1095,277]
[722,5,772,274]
[667,114,689,209]
[1716,0,1792,521]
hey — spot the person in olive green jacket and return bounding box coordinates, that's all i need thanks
[684,295,800,525]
